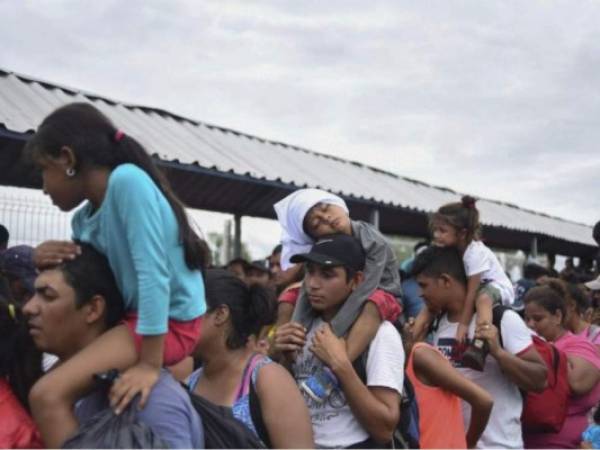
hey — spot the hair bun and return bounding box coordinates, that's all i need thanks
[461,195,477,209]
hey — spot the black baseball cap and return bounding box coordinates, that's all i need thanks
[249,259,270,274]
[290,234,365,272]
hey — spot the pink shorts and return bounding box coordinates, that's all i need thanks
[123,313,202,366]
[369,289,402,323]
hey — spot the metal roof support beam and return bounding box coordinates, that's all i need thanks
[369,208,380,230]
[234,214,242,259]
[531,236,538,259]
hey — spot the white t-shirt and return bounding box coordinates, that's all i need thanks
[294,320,405,449]
[463,240,515,305]
[432,310,533,449]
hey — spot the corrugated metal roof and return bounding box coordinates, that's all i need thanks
[0,68,595,248]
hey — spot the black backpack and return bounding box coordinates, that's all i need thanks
[187,354,272,449]
[188,392,266,449]
[353,350,420,449]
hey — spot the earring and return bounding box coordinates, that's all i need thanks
[66,168,76,177]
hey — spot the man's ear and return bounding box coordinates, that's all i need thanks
[554,308,564,326]
[350,271,365,291]
[84,295,107,325]
[58,146,77,173]
[439,273,453,288]
[212,305,230,327]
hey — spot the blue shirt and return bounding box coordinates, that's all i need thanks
[72,164,206,334]
[582,423,600,448]
[76,370,204,449]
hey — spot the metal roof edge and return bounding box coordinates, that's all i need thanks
[0,68,593,230]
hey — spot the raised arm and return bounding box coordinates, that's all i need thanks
[412,345,493,448]
[476,322,547,392]
[310,324,400,444]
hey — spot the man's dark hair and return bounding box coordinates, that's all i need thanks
[0,225,8,248]
[57,242,124,328]
[413,240,429,253]
[523,263,550,280]
[271,244,282,256]
[411,246,467,285]
[593,221,600,246]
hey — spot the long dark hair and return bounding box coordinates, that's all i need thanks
[430,195,481,243]
[205,269,275,350]
[25,102,209,271]
[0,298,43,411]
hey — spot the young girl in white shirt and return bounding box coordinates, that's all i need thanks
[413,196,514,370]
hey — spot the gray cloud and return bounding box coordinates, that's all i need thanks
[1,0,599,232]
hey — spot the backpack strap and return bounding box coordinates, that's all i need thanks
[238,353,273,449]
[234,353,262,400]
[249,373,272,448]
[492,304,510,348]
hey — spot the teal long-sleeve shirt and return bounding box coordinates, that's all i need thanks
[72,164,206,335]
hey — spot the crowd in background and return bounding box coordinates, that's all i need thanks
[1,102,600,449]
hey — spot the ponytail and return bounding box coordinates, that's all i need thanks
[111,133,210,271]
[204,269,275,350]
[430,195,481,242]
[25,103,209,271]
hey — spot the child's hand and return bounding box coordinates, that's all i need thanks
[456,323,469,344]
[109,362,160,414]
[34,240,81,269]
[475,322,501,356]
[310,324,348,372]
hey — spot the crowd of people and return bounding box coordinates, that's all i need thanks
[1,102,600,449]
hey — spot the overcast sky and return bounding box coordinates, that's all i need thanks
[1,1,599,257]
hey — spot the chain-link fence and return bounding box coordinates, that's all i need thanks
[0,186,72,247]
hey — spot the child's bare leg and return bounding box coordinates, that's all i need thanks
[411,307,434,342]
[462,293,494,371]
[346,301,381,362]
[29,325,137,448]
[475,293,493,327]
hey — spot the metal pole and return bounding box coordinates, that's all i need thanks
[234,214,242,258]
[369,208,380,230]
[531,236,538,259]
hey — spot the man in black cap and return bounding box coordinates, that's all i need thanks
[246,259,271,288]
[273,234,403,448]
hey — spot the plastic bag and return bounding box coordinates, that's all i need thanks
[63,399,168,449]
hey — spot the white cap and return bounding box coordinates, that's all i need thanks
[585,275,600,291]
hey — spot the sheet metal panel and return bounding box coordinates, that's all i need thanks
[0,69,594,247]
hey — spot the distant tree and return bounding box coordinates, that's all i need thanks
[207,231,251,267]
